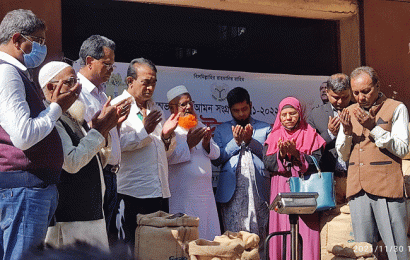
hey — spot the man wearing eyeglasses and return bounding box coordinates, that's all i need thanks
[337,66,409,260]
[166,85,221,241]
[0,9,80,259]
[38,61,130,251]
[111,58,180,252]
[77,35,129,237]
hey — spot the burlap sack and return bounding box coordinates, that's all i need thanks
[320,204,355,259]
[214,231,260,260]
[402,123,410,192]
[334,176,347,205]
[188,239,244,260]
[401,156,410,237]
[189,231,260,260]
[327,242,373,258]
[214,231,259,251]
[374,237,410,260]
[402,123,410,164]
[135,211,199,260]
[402,159,410,175]
[321,256,375,260]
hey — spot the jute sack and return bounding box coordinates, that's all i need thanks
[402,124,410,195]
[326,242,374,259]
[401,158,410,236]
[214,231,260,260]
[402,159,410,176]
[135,211,199,260]
[334,176,347,205]
[188,239,244,260]
[320,204,355,259]
[188,231,260,260]
[374,237,410,260]
[321,256,376,260]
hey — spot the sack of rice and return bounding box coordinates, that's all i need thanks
[134,211,199,260]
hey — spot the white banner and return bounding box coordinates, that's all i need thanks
[75,62,328,128]
[74,62,328,186]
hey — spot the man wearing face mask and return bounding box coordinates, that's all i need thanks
[212,87,271,258]
[0,9,80,259]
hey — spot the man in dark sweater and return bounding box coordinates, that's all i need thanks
[0,9,80,259]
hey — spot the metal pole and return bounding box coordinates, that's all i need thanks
[289,214,299,260]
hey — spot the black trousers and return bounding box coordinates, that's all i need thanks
[116,194,169,250]
[102,169,117,230]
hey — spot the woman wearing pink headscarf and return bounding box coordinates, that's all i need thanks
[263,97,326,260]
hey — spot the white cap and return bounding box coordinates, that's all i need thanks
[167,85,189,102]
[38,61,71,88]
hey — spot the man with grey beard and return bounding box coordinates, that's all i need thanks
[38,61,131,250]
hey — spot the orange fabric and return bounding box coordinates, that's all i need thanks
[178,114,198,130]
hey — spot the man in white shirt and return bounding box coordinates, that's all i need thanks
[77,35,130,234]
[336,66,409,260]
[0,9,80,259]
[111,58,179,251]
[166,85,221,241]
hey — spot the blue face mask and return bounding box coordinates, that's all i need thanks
[21,41,47,68]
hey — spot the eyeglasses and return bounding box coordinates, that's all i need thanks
[22,34,46,46]
[101,62,116,70]
[172,100,194,109]
[49,77,80,87]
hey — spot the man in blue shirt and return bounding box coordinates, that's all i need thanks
[212,87,271,257]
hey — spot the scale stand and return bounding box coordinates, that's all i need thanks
[264,192,318,260]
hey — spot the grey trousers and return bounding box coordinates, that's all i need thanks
[349,190,409,260]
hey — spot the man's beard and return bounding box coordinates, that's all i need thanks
[178,114,198,129]
[234,117,250,127]
[66,99,86,124]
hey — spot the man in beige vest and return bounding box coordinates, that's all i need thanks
[336,66,409,260]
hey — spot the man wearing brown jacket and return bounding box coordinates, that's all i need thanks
[336,66,409,260]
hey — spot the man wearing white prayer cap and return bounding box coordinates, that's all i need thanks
[111,57,180,252]
[39,61,130,251]
[166,85,188,102]
[39,61,71,88]
[166,85,221,241]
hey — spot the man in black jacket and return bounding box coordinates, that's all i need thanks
[308,73,352,204]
